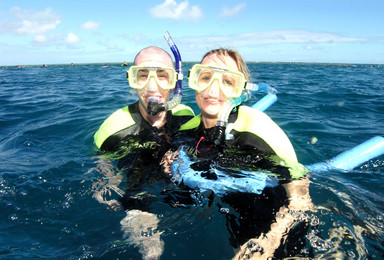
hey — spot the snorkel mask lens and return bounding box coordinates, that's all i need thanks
[127,66,177,90]
[188,64,246,98]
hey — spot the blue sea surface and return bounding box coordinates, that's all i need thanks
[0,63,383,259]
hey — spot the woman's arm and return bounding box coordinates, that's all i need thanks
[234,177,313,260]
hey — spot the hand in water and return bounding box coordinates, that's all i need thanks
[89,156,124,211]
[160,149,180,176]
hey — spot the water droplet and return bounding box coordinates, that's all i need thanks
[24,141,33,147]
[9,214,18,221]
[310,216,320,226]
[219,208,230,214]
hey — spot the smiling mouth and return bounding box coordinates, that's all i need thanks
[204,97,222,104]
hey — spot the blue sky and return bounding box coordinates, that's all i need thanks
[1,0,383,66]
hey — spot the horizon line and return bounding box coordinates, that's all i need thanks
[1,61,383,68]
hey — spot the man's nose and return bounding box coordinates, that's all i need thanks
[147,76,159,92]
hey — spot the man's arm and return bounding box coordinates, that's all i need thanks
[90,156,124,211]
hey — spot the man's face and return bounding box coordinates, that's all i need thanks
[134,53,174,111]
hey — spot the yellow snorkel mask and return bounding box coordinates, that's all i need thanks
[127,66,177,90]
[188,64,246,98]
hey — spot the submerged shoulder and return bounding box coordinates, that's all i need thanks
[102,106,134,126]
[236,105,275,128]
[179,114,201,131]
[171,104,195,117]
[235,105,298,162]
[94,106,135,149]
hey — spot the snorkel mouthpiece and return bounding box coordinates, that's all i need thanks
[147,97,165,116]
[146,31,183,115]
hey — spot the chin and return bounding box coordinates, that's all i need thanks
[207,103,221,110]
[202,107,220,118]
[138,98,148,109]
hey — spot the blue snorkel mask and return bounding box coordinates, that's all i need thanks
[147,31,183,115]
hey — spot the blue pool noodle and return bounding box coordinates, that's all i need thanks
[306,136,384,172]
[251,93,277,112]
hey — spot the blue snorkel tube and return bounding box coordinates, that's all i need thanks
[213,82,277,146]
[147,31,183,115]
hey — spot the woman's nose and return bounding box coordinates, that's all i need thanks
[207,79,220,96]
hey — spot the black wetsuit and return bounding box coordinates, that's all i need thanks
[94,102,194,211]
[172,106,303,250]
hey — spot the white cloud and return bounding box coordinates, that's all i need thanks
[32,33,62,44]
[81,21,101,30]
[33,34,48,43]
[149,0,203,22]
[133,34,145,41]
[219,3,247,17]
[0,7,61,35]
[237,30,364,44]
[181,30,365,48]
[65,33,80,44]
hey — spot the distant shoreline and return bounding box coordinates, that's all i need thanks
[1,61,382,68]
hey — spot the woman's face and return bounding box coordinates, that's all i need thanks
[195,54,239,121]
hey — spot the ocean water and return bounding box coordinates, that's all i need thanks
[0,63,383,259]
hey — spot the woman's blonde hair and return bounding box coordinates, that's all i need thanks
[200,48,250,81]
